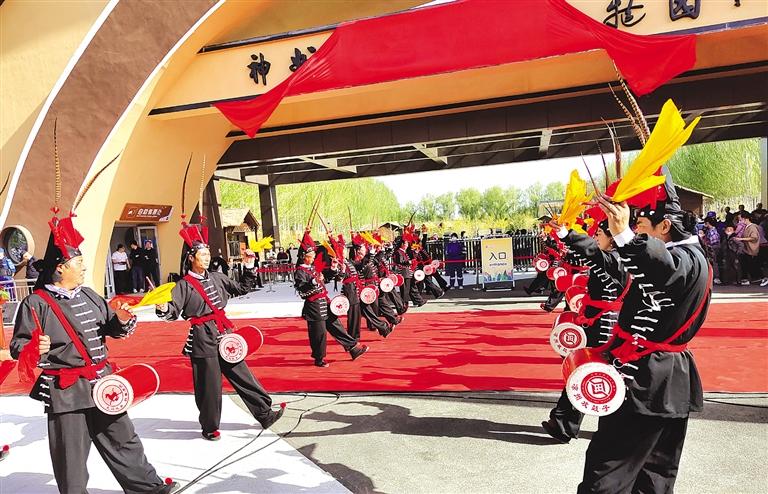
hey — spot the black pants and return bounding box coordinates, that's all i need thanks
[306,313,358,362]
[527,271,550,293]
[544,286,565,311]
[738,253,763,281]
[549,388,584,439]
[389,289,407,315]
[191,356,273,433]
[130,266,144,292]
[361,300,391,334]
[400,277,424,307]
[434,271,448,290]
[114,270,130,294]
[423,275,444,298]
[578,403,689,494]
[346,303,361,339]
[445,262,463,287]
[377,292,401,325]
[47,408,167,494]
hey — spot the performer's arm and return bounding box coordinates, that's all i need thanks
[87,288,137,339]
[156,283,184,321]
[10,298,42,359]
[219,270,256,296]
[563,230,616,271]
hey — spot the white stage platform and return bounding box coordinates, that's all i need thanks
[0,395,349,494]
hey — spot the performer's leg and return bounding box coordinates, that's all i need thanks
[307,319,327,362]
[48,410,91,494]
[578,404,665,494]
[425,276,444,298]
[435,271,448,290]
[377,295,400,325]
[346,303,361,340]
[633,417,689,494]
[400,278,411,307]
[325,312,358,351]
[221,358,275,424]
[543,388,584,441]
[88,409,167,494]
[409,280,425,306]
[390,290,407,315]
[361,302,391,335]
[192,356,223,433]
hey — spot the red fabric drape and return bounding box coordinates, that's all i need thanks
[214,0,696,137]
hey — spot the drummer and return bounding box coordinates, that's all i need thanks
[11,194,178,492]
[412,241,443,299]
[351,239,394,337]
[294,234,369,367]
[542,217,625,444]
[155,222,284,441]
[373,244,405,324]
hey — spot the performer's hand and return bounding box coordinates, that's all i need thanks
[38,335,51,355]
[156,303,169,313]
[116,302,134,324]
[0,348,12,361]
[596,194,630,236]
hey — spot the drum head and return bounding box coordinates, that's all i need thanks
[430,260,440,268]
[360,287,377,304]
[534,257,550,272]
[93,374,134,415]
[565,286,586,313]
[423,264,435,276]
[549,323,587,357]
[330,295,350,315]
[380,277,394,292]
[219,333,248,363]
[552,266,568,281]
[565,361,626,417]
[414,270,425,281]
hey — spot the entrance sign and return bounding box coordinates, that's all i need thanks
[119,204,173,223]
[480,237,514,289]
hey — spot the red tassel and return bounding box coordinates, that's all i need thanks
[17,329,40,384]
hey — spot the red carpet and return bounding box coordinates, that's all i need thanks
[2,303,766,394]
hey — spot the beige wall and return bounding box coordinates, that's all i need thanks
[0,0,109,214]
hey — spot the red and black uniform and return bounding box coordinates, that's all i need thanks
[294,263,365,365]
[353,253,393,337]
[414,248,444,299]
[393,243,424,308]
[374,249,405,322]
[156,269,278,435]
[337,259,363,340]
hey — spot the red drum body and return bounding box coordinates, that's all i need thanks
[92,364,159,415]
[379,277,395,293]
[565,285,587,313]
[413,269,426,282]
[549,311,587,357]
[572,273,589,288]
[219,325,264,364]
[395,274,404,286]
[330,295,350,316]
[423,264,435,276]
[552,266,568,282]
[360,286,378,304]
[562,348,626,416]
[430,260,441,269]
[554,272,590,292]
[546,267,556,281]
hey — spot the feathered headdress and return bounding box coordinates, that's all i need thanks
[36,120,120,288]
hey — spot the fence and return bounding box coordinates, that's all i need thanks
[1,278,36,326]
[425,233,543,273]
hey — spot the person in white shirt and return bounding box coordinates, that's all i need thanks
[111,244,130,294]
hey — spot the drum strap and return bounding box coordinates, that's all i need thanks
[34,289,110,389]
[575,276,633,327]
[297,266,330,302]
[596,264,712,364]
[184,275,234,334]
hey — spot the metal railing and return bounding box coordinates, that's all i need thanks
[1,278,37,326]
[425,233,543,272]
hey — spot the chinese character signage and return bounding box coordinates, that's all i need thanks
[119,204,173,223]
[480,237,514,289]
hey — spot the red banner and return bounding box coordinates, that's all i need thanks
[214,0,696,137]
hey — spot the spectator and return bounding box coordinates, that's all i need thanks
[444,233,465,289]
[724,206,734,228]
[209,248,230,276]
[128,241,144,293]
[21,251,39,280]
[699,217,721,285]
[142,240,160,288]
[111,244,130,294]
[733,211,762,285]
[288,243,299,265]
[0,248,16,299]
[721,226,742,285]
[242,249,262,289]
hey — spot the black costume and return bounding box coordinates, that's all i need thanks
[544,228,625,442]
[374,250,404,323]
[414,248,444,299]
[157,268,278,435]
[352,253,393,337]
[393,244,424,308]
[294,262,367,366]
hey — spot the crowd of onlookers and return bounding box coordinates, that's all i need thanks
[697,203,768,287]
[110,240,161,294]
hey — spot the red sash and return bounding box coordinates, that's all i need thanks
[298,266,330,302]
[34,289,110,389]
[596,264,713,364]
[575,276,633,327]
[184,275,234,334]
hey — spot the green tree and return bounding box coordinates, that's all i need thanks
[482,186,510,220]
[456,188,484,220]
[434,192,456,220]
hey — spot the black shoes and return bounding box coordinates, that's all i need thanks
[314,359,330,367]
[162,479,181,493]
[259,404,286,429]
[541,420,571,444]
[350,344,369,360]
[201,430,221,441]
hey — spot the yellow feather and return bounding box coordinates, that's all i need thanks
[558,170,593,228]
[131,283,176,308]
[322,240,336,257]
[612,99,700,203]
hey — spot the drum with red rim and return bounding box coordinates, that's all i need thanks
[546,267,557,281]
[534,254,550,273]
[395,274,404,286]
[552,266,569,281]
[423,264,435,276]
[430,260,441,269]
[413,269,426,282]
[562,348,626,416]
[565,285,587,313]
[360,286,378,304]
[92,364,159,415]
[549,311,587,357]
[388,274,398,285]
[219,325,264,364]
[330,295,350,316]
[379,277,395,293]
[572,273,589,288]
